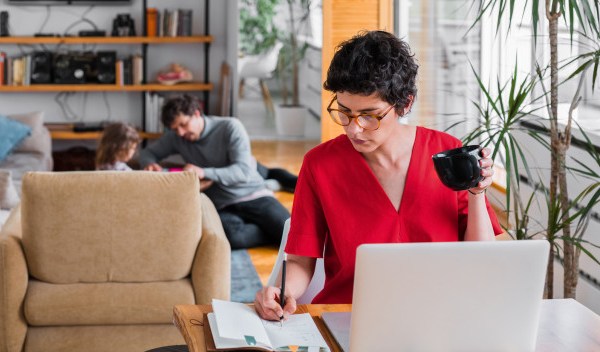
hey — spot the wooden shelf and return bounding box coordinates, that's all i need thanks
[0,35,213,45]
[49,129,162,140]
[0,83,213,92]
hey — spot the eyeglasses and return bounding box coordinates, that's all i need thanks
[327,96,396,131]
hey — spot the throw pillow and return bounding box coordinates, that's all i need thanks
[7,111,43,132]
[8,111,45,154]
[0,115,32,162]
[0,170,20,209]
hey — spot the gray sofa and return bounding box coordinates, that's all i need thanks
[0,112,53,195]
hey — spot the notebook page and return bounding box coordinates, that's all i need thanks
[263,313,329,350]
[212,299,271,347]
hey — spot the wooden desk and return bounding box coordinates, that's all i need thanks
[173,299,600,351]
[173,304,351,352]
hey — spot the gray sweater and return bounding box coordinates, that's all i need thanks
[139,115,266,209]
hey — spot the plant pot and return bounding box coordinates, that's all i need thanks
[275,105,306,137]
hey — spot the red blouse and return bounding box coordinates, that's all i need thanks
[285,127,503,304]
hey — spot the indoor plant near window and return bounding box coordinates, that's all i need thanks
[469,0,600,299]
[239,0,280,56]
[274,0,312,137]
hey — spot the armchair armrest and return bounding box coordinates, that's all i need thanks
[0,205,28,352]
[191,194,231,304]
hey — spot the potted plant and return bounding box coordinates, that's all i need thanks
[239,0,280,56]
[468,0,600,299]
[274,0,312,137]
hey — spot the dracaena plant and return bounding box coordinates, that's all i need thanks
[471,0,600,298]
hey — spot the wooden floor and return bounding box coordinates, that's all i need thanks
[248,139,319,285]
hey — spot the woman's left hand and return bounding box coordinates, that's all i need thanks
[469,147,494,195]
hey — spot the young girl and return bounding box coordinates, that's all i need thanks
[95,122,141,171]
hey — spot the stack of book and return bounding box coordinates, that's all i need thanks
[145,92,165,133]
[0,52,30,86]
[146,8,193,37]
[115,54,144,86]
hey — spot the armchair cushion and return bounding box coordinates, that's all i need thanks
[21,171,202,284]
[25,279,195,326]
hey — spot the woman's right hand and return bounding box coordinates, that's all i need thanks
[254,286,297,321]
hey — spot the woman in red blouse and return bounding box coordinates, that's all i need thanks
[254,30,503,321]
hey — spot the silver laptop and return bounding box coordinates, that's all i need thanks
[322,240,549,352]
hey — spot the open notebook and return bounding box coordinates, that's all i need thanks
[323,240,549,352]
[207,299,329,351]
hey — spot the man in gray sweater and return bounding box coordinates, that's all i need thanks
[139,95,290,249]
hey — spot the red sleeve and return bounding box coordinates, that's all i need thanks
[284,154,327,258]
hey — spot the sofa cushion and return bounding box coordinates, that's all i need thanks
[0,115,31,162]
[8,111,47,155]
[21,171,203,284]
[25,278,195,326]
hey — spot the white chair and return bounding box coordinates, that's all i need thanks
[238,42,284,115]
[267,218,325,304]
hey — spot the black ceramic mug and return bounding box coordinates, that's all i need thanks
[432,145,483,191]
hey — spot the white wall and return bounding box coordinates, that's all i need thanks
[0,0,234,126]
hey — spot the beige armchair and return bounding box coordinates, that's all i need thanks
[0,171,231,352]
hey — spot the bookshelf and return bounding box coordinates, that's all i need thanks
[0,35,213,45]
[0,83,212,92]
[0,0,212,134]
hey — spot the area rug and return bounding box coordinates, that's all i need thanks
[231,249,264,303]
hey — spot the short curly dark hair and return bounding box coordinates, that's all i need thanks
[161,94,203,127]
[323,30,418,114]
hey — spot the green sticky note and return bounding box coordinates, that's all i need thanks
[244,335,257,346]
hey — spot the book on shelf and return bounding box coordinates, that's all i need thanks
[132,54,143,85]
[158,8,193,37]
[115,59,123,86]
[12,56,25,86]
[0,51,5,86]
[123,57,132,85]
[146,7,158,37]
[177,9,192,36]
[6,56,13,86]
[206,299,330,351]
[170,10,178,37]
[145,92,164,133]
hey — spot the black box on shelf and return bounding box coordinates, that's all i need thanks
[31,51,53,84]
